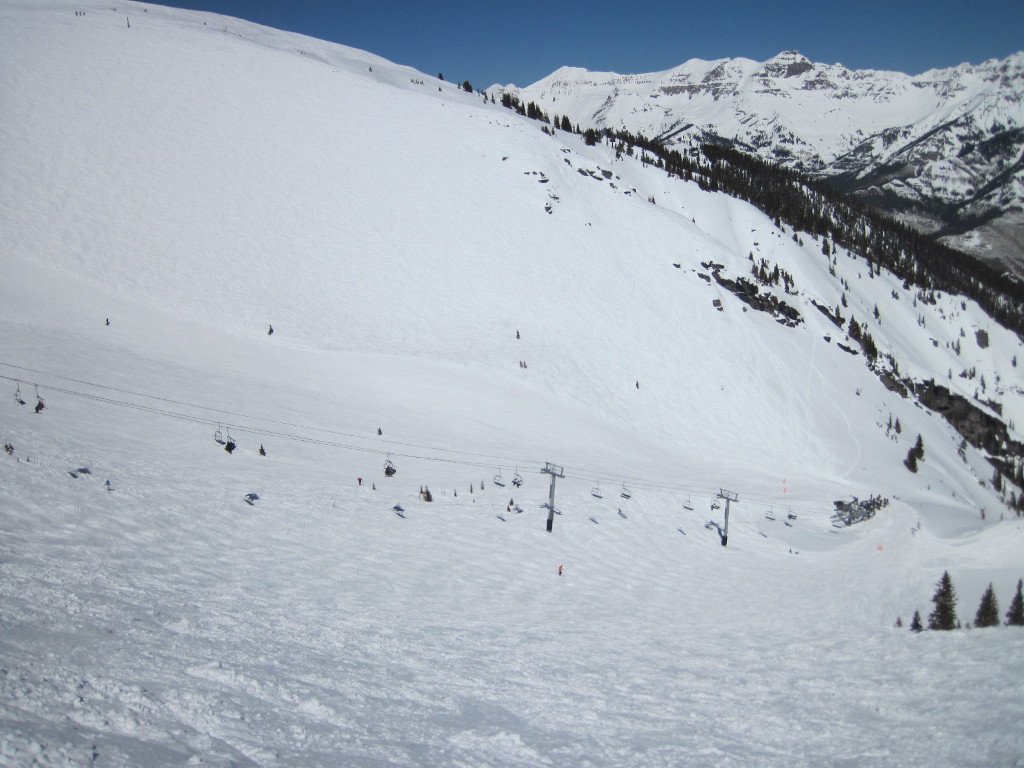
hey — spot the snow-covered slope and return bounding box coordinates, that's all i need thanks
[494,51,1024,272]
[2,1,1024,765]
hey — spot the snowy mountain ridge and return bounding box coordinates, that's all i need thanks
[1,2,1024,765]
[493,50,1024,271]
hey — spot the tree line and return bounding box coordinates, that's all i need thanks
[900,572,1024,631]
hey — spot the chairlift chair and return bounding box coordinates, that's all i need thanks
[384,454,397,477]
[13,383,25,405]
[493,469,506,488]
[620,483,631,500]
[591,482,603,499]
[682,496,694,511]
[765,506,776,521]
[213,425,226,445]
[512,469,523,488]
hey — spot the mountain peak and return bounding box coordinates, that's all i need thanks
[761,50,814,78]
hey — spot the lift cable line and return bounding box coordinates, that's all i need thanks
[0,363,829,515]
[0,362,533,468]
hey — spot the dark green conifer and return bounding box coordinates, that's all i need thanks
[974,583,1000,628]
[910,610,923,632]
[928,571,958,631]
[1006,578,1024,626]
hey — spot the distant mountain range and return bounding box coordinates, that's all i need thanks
[493,51,1024,275]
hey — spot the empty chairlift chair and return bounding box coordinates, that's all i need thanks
[620,483,631,500]
[493,469,506,488]
[591,482,603,499]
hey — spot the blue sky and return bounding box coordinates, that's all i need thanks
[154,0,1023,88]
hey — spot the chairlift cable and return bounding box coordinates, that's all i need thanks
[0,364,830,514]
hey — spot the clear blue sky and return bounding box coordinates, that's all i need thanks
[154,0,1024,88]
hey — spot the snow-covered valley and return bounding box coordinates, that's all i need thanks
[1,1,1023,765]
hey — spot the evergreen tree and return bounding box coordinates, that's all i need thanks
[910,610,923,632]
[905,443,919,473]
[928,571,958,630]
[1006,578,1024,626]
[974,583,1000,628]
[905,433,925,472]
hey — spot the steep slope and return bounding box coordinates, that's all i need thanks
[2,1,1024,765]
[494,51,1024,273]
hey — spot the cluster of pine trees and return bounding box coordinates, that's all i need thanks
[901,572,1024,631]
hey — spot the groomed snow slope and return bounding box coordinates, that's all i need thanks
[1,1,1023,766]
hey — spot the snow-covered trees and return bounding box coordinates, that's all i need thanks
[928,570,958,630]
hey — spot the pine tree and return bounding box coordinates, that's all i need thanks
[910,610,923,632]
[905,443,919,473]
[974,583,1000,628]
[905,434,924,472]
[1006,578,1024,626]
[928,571,958,630]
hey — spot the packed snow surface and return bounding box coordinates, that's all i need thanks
[1,1,1023,766]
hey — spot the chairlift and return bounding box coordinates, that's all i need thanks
[620,483,631,500]
[384,453,397,477]
[591,482,603,499]
[682,495,694,511]
[13,383,25,406]
[765,506,776,521]
[213,425,226,445]
[493,469,506,488]
[787,509,797,521]
[512,468,523,488]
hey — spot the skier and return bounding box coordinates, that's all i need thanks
[34,398,45,414]
[358,477,363,486]
[258,444,266,456]
[267,324,274,335]
[558,565,563,576]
